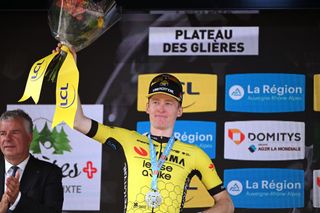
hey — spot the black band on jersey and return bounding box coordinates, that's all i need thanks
[208,183,226,196]
[86,119,98,138]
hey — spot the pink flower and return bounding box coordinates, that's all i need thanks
[56,0,86,20]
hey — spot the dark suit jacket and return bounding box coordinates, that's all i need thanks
[0,154,63,213]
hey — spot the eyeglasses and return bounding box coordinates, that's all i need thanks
[151,74,181,85]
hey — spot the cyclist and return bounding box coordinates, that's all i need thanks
[54,45,234,213]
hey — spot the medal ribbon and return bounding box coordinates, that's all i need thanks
[148,134,175,191]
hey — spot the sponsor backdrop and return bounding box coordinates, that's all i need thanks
[1,10,320,213]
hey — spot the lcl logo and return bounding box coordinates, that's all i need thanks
[59,83,76,108]
[181,82,200,95]
[31,60,46,81]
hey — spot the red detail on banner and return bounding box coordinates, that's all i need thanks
[83,161,97,179]
[209,163,215,170]
[134,146,148,156]
[317,176,320,187]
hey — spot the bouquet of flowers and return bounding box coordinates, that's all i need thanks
[46,0,121,82]
[49,0,120,52]
[19,0,121,128]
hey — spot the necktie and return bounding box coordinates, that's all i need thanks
[10,166,19,177]
[7,166,19,213]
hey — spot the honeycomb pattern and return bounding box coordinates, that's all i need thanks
[127,180,184,213]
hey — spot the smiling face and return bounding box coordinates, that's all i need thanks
[0,118,32,164]
[146,93,183,137]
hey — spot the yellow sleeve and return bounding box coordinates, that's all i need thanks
[194,146,223,191]
[92,122,113,144]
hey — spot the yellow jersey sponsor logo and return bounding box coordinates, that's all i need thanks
[137,73,217,112]
[314,74,320,111]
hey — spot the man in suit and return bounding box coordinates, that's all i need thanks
[0,109,63,213]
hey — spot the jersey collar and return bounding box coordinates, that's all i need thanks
[150,134,171,143]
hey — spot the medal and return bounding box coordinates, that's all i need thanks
[145,190,162,208]
[145,134,175,208]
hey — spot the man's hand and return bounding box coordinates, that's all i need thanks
[52,43,77,62]
[0,194,9,213]
[203,190,235,213]
[5,171,20,204]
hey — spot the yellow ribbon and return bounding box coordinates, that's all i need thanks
[19,45,79,129]
[52,46,79,129]
[18,52,58,103]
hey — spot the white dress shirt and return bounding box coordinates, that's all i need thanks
[4,155,30,210]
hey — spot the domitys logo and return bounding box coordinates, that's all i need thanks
[228,129,245,145]
[30,121,72,155]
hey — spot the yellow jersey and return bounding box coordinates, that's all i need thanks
[87,120,225,213]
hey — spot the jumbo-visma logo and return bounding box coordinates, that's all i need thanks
[224,168,304,208]
[134,146,148,157]
[137,73,217,112]
[225,73,305,112]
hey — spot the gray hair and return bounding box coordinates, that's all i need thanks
[0,109,33,133]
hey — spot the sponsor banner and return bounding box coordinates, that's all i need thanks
[137,73,217,112]
[7,105,103,211]
[225,73,305,112]
[224,121,305,161]
[315,74,320,111]
[313,170,320,208]
[184,176,214,208]
[137,120,216,159]
[224,168,304,208]
[148,27,259,56]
